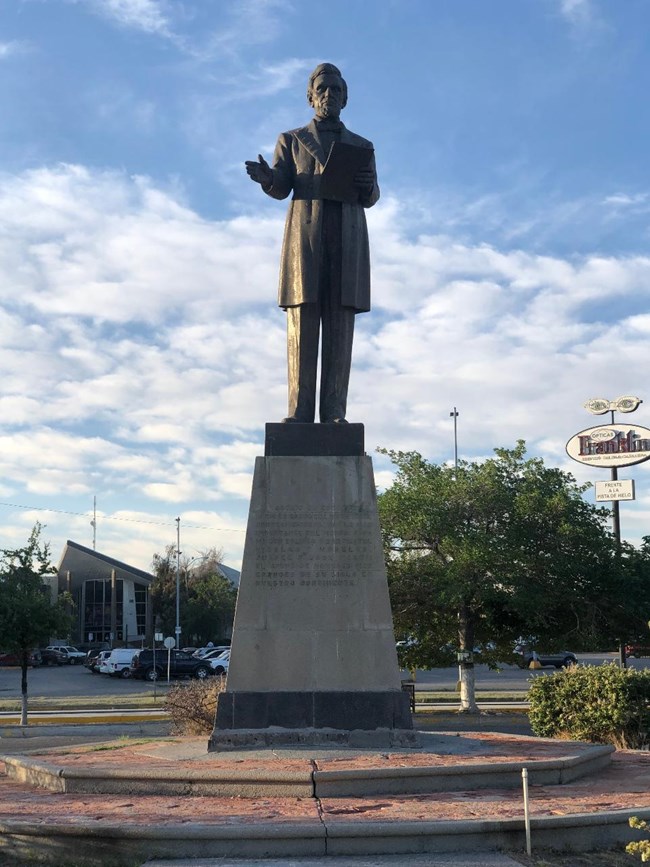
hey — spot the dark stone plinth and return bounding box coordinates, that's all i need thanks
[208,726,419,750]
[213,689,413,733]
[264,423,364,456]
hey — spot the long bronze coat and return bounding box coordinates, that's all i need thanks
[263,119,379,313]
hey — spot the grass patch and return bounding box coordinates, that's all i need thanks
[0,692,167,713]
[83,737,165,752]
[0,689,528,713]
[0,684,528,713]
[416,690,529,702]
[42,737,166,755]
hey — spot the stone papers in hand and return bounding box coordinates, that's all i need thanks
[320,142,373,204]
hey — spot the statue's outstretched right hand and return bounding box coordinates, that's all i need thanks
[245,154,273,187]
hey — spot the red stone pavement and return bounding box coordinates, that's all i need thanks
[1,735,649,828]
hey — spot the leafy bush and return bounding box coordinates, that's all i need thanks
[528,663,650,749]
[164,677,225,735]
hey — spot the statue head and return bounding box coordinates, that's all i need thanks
[307,63,348,119]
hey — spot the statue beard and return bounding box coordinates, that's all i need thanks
[315,100,341,120]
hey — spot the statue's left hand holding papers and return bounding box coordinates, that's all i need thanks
[354,167,375,195]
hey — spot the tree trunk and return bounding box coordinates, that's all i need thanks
[20,658,29,726]
[458,602,479,714]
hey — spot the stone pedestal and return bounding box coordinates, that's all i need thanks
[209,427,415,750]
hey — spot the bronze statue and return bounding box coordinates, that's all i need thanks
[246,63,379,424]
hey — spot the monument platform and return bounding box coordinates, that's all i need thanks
[211,442,414,748]
[2,731,650,863]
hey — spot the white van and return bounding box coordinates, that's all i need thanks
[103,648,138,678]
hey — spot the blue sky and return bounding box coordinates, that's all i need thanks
[0,0,648,572]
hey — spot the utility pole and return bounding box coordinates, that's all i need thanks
[90,496,97,550]
[175,517,181,649]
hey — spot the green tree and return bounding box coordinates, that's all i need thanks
[0,524,72,725]
[378,441,626,712]
[150,547,237,646]
[607,536,650,652]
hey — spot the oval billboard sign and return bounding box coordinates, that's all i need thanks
[566,424,650,468]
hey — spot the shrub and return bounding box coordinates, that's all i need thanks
[164,677,225,735]
[528,663,650,749]
[627,816,650,861]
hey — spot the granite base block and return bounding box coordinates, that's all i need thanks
[213,690,413,733]
[208,726,419,751]
[264,423,364,456]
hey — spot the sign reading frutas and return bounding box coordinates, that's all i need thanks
[566,424,650,468]
[595,479,636,502]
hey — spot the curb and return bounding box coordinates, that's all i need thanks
[2,754,315,797]
[313,744,613,796]
[1,743,614,798]
[0,808,649,864]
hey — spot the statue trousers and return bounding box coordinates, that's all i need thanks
[286,200,355,423]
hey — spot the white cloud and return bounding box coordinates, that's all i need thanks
[71,0,173,36]
[89,84,158,135]
[0,41,30,58]
[603,193,649,208]
[0,164,282,324]
[1,162,649,566]
[559,0,594,25]
[602,192,650,222]
[201,0,292,60]
[553,0,607,39]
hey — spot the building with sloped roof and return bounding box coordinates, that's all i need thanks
[57,540,154,646]
[56,540,240,647]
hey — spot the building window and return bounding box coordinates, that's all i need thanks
[134,584,147,635]
[82,579,123,642]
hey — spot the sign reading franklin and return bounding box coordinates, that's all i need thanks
[246,63,379,424]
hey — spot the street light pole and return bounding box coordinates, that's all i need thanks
[450,407,463,693]
[175,517,181,649]
[450,407,459,471]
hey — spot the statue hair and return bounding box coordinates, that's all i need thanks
[307,63,348,109]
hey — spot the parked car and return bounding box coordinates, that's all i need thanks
[192,645,229,659]
[196,647,231,662]
[89,650,112,674]
[45,645,86,665]
[0,649,41,667]
[84,649,103,670]
[208,649,230,675]
[130,649,212,682]
[513,644,578,669]
[98,652,116,674]
[625,643,650,658]
[104,648,138,678]
[39,648,67,666]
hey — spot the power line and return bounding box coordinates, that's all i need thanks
[0,501,245,532]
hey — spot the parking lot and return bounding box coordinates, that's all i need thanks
[1,651,648,700]
[0,661,171,699]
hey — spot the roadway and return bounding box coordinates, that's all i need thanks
[1,652,647,700]
[406,652,643,690]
